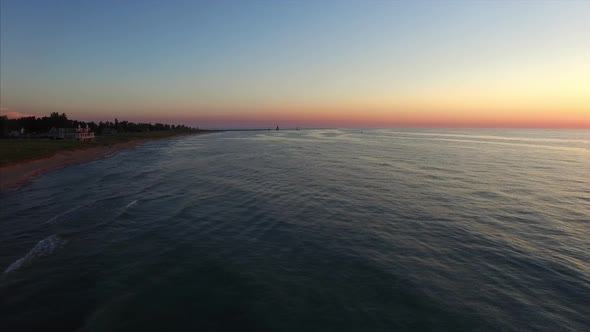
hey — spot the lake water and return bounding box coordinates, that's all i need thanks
[1,129,589,331]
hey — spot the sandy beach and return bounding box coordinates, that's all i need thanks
[0,133,209,190]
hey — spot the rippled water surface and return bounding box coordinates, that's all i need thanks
[1,129,589,331]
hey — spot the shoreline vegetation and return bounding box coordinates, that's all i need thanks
[0,113,218,189]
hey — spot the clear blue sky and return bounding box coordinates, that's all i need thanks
[1,0,589,128]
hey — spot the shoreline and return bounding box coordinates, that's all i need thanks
[0,132,212,190]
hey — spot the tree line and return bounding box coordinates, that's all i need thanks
[1,112,198,137]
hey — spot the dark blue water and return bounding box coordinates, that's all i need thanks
[1,129,589,331]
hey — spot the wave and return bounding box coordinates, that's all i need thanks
[375,135,589,153]
[125,200,138,209]
[4,235,67,273]
[44,205,86,224]
[383,131,590,144]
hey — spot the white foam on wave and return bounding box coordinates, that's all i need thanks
[125,200,138,209]
[4,235,67,274]
[44,202,95,224]
[45,206,80,224]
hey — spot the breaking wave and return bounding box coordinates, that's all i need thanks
[4,235,67,273]
[125,200,138,209]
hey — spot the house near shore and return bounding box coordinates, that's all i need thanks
[48,124,95,141]
[7,128,25,137]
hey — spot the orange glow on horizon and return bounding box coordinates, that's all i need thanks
[111,105,589,128]
[6,100,588,128]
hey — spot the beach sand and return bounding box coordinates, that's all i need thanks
[0,133,209,190]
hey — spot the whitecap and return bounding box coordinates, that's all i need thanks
[45,206,80,224]
[125,200,138,209]
[44,202,94,224]
[4,235,67,273]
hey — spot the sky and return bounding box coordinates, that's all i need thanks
[1,0,589,128]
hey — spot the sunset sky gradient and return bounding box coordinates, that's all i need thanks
[1,0,589,128]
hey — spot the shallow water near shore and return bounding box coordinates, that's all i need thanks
[1,129,589,331]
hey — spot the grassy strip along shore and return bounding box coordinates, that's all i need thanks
[0,130,217,189]
[0,130,213,167]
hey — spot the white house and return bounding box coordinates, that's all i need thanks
[48,124,95,141]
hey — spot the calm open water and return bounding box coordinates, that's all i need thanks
[1,129,589,331]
